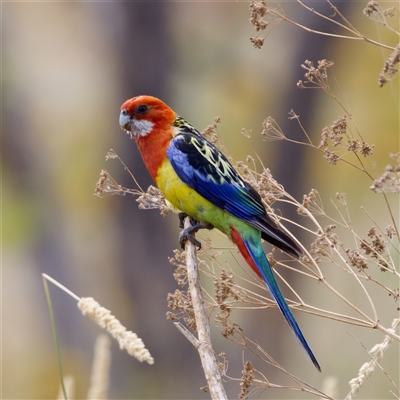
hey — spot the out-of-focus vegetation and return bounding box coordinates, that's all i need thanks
[3,1,398,399]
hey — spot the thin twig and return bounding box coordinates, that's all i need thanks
[42,274,68,400]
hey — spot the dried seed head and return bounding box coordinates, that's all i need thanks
[378,42,400,87]
[137,186,169,217]
[370,153,400,193]
[239,361,255,400]
[323,149,340,165]
[346,248,368,271]
[249,0,268,36]
[298,189,325,216]
[299,59,334,90]
[94,170,125,197]
[167,290,196,332]
[250,36,265,49]
[78,297,154,364]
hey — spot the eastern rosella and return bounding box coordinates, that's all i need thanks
[119,95,321,372]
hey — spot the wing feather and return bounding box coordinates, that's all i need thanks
[167,132,302,258]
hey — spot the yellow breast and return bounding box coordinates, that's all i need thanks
[155,158,252,239]
[155,159,210,217]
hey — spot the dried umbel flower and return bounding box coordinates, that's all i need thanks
[385,225,397,239]
[137,185,169,216]
[346,139,373,157]
[201,123,219,144]
[217,352,228,376]
[360,142,374,157]
[169,249,188,287]
[318,115,374,165]
[323,149,340,165]
[332,115,347,137]
[214,270,243,338]
[319,116,346,148]
[360,227,387,259]
[167,289,196,332]
[379,42,400,87]
[320,116,347,148]
[364,1,397,24]
[239,361,255,400]
[255,168,285,205]
[261,116,286,140]
[215,269,240,306]
[298,188,324,216]
[335,192,347,205]
[370,153,400,193]
[363,1,385,22]
[250,36,265,49]
[299,59,334,90]
[345,248,368,271]
[95,169,125,197]
[344,226,395,273]
[249,0,268,33]
[249,0,267,18]
[310,225,339,259]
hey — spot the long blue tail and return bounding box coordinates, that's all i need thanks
[234,231,321,372]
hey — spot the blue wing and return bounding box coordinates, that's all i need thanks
[167,132,302,258]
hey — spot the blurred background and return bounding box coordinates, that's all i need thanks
[3,1,399,399]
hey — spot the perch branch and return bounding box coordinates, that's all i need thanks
[178,217,228,400]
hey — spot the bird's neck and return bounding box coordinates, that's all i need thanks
[136,129,172,182]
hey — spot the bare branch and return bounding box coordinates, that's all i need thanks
[181,217,228,400]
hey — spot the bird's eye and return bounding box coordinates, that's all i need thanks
[136,105,148,114]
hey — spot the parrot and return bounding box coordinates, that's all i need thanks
[119,95,321,372]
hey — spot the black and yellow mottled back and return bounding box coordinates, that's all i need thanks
[167,130,303,259]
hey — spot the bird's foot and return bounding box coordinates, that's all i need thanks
[179,220,214,250]
[178,212,198,229]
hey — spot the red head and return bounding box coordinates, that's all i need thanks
[119,95,176,139]
[119,95,177,180]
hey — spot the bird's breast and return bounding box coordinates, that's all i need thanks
[155,159,259,241]
[156,159,205,216]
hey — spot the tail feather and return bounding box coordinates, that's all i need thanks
[231,227,321,372]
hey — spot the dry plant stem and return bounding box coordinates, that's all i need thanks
[42,274,68,400]
[281,191,400,339]
[182,217,228,400]
[291,0,395,50]
[87,335,111,399]
[361,206,400,258]
[56,376,75,400]
[42,274,154,364]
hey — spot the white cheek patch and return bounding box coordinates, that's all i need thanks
[131,119,154,138]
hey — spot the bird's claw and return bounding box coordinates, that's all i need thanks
[178,220,214,250]
[179,229,202,250]
[178,213,198,229]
